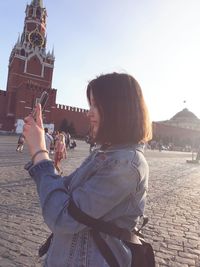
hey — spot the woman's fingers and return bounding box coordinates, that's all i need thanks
[35,104,43,129]
[23,122,31,138]
[24,115,35,124]
[24,104,43,129]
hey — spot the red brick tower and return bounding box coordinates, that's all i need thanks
[5,0,56,130]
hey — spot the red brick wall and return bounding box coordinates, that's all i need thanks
[153,122,200,146]
[11,87,89,136]
[26,56,42,76]
[6,58,26,91]
[7,56,53,93]
[0,90,7,129]
[13,87,57,120]
[52,105,89,137]
[44,66,53,82]
[0,90,16,131]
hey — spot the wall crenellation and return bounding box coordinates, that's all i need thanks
[56,104,88,113]
[0,90,7,96]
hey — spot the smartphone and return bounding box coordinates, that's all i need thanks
[32,91,49,119]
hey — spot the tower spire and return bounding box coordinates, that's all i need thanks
[7,0,54,84]
[31,0,43,7]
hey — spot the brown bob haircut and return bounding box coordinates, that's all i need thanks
[87,72,152,145]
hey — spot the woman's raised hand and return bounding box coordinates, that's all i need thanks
[23,104,47,157]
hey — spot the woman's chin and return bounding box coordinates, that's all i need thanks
[91,128,98,139]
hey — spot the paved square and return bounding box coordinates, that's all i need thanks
[0,136,200,267]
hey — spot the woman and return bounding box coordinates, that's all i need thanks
[54,133,67,174]
[23,72,152,267]
[16,133,25,152]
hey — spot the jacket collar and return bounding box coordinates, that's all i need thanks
[99,143,145,153]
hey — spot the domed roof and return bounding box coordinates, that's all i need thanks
[171,108,199,121]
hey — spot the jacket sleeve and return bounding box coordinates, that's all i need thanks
[29,157,143,234]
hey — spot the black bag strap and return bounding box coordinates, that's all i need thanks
[68,200,122,267]
[38,233,53,257]
[92,230,120,267]
[38,198,148,264]
[135,216,148,236]
[68,199,147,267]
[68,199,146,242]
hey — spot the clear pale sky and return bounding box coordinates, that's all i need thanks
[0,0,200,122]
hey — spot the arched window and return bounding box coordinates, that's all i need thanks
[21,49,25,56]
[36,9,41,19]
[29,7,33,17]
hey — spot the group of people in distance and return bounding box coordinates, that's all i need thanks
[16,129,73,175]
[16,128,77,176]
[44,128,77,174]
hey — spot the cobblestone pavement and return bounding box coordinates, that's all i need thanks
[0,136,200,267]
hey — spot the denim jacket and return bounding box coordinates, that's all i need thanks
[28,143,149,267]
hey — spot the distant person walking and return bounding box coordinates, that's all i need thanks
[63,131,71,149]
[196,145,200,161]
[54,133,67,174]
[44,127,54,153]
[86,135,96,152]
[69,139,77,149]
[16,134,25,152]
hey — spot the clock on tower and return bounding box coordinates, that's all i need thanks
[28,30,44,47]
